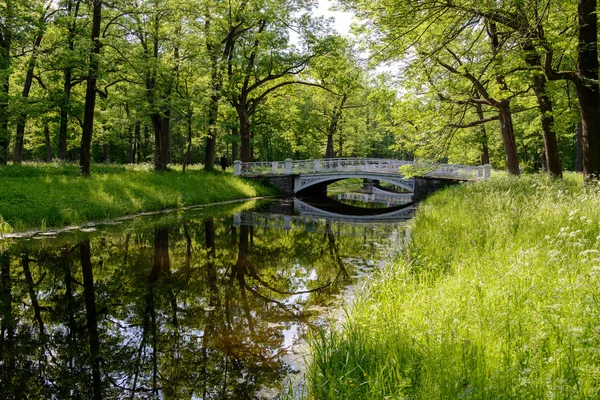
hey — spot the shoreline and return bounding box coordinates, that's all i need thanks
[0,195,275,240]
[0,163,276,234]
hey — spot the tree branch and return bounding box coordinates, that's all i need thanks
[449,115,499,128]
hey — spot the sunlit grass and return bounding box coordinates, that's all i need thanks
[0,162,275,231]
[306,173,600,399]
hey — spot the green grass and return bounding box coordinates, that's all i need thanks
[306,173,600,399]
[0,162,276,231]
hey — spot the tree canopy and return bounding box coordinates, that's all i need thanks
[0,0,597,178]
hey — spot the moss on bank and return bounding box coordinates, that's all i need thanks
[0,163,275,232]
[307,173,600,399]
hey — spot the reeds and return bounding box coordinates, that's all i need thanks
[306,173,600,399]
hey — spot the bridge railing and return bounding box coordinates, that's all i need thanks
[233,158,491,180]
[233,212,410,236]
[338,192,413,205]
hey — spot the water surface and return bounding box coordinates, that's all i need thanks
[0,198,409,399]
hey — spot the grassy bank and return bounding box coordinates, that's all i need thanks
[0,163,275,232]
[307,173,600,399]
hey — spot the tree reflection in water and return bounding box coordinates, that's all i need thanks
[0,203,406,398]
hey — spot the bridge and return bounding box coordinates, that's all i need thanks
[337,190,413,206]
[233,200,413,237]
[233,158,491,199]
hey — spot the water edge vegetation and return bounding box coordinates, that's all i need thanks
[306,173,600,399]
[0,163,275,232]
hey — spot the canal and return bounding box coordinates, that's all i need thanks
[0,196,411,399]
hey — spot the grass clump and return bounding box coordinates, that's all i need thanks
[0,163,275,231]
[307,173,600,399]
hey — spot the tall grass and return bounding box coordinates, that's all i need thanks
[0,162,275,231]
[306,173,600,399]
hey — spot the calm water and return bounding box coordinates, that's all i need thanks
[0,198,410,399]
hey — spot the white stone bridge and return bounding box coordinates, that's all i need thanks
[234,158,491,199]
[233,199,413,236]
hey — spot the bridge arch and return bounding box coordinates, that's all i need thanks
[292,198,414,221]
[294,172,415,194]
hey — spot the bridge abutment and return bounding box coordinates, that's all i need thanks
[413,177,463,202]
[244,175,296,196]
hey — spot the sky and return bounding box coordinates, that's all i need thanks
[313,0,354,37]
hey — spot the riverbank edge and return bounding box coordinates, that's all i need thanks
[0,165,277,234]
[0,196,275,240]
[304,173,600,399]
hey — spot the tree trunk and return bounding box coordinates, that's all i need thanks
[152,227,170,281]
[204,218,218,304]
[531,74,562,177]
[237,105,252,162]
[204,14,223,170]
[541,148,548,171]
[183,112,192,171]
[576,122,583,172]
[79,0,103,176]
[44,123,53,162]
[162,115,171,168]
[80,240,102,400]
[166,115,171,164]
[13,21,45,164]
[152,116,162,171]
[13,121,25,164]
[474,102,490,165]
[128,127,134,164]
[576,81,600,179]
[498,105,520,175]
[62,254,77,364]
[521,37,563,177]
[135,123,141,164]
[0,26,11,165]
[59,68,72,161]
[0,252,15,362]
[151,115,170,172]
[204,65,219,170]
[325,134,335,158]
[186,113,192,164]
[234,225,254,333]
[59,0,81,160]
[488,22,519,176]
[231,126,239,162]
[325,95,347,158]
[22,255,46,338]
[577,0,600,179]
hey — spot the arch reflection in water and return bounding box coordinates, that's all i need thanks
[0,200,409,399]
[294,197,414,221]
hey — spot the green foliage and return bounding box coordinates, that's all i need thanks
[0,162,275,230]
[307,173,600,399]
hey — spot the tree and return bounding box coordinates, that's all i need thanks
[307,39,365,158]
[0,0,15,164]
[544,0,599,179]
[340,0,570,175]
[222,0,332,162]
[56,0,84,161]
[13,0,54,163]
[79,0,103,176]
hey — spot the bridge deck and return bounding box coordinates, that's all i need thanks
[233,157,490,181]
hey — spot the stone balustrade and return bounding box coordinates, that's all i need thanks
[233,158,491,181]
